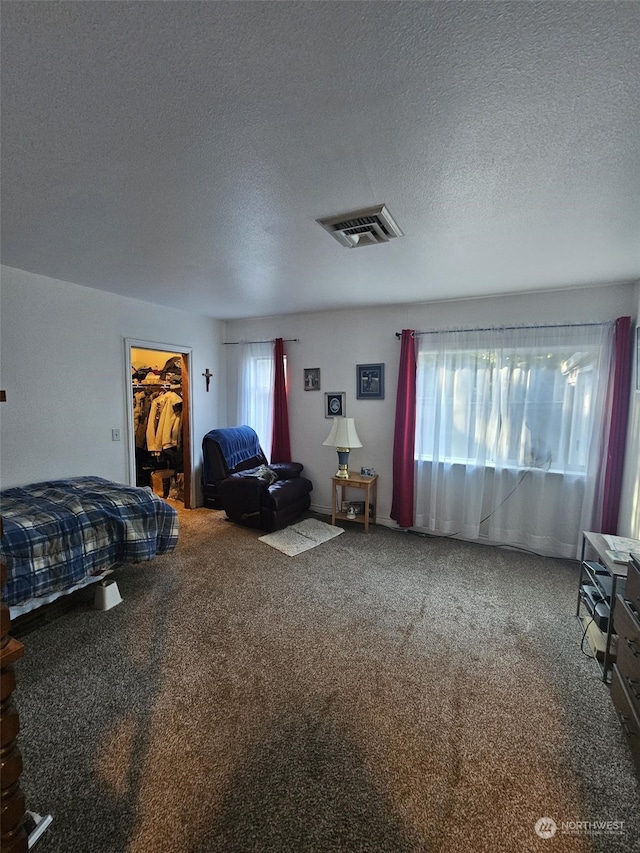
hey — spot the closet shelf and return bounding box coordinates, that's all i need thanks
[133,383,178,390]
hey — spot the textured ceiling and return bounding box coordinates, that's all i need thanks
[1,1,639,319]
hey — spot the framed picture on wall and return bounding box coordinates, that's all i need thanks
[304,367,321,391]
[325,392,346,418]
[357,363,385,399]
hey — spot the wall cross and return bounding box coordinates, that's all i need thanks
[202,369,213,392]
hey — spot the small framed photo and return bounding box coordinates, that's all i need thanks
[304,367,321,391]
[325,392,346,418]
[357,363,385,399]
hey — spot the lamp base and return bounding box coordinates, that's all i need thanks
[336,448,350,478]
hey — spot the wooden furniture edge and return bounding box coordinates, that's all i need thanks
[1,515,30,853]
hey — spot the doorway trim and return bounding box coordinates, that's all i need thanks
[124,338,194,509]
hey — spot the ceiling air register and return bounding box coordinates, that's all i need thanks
[317,205,403,248]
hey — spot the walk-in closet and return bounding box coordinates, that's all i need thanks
[131,347,189,506]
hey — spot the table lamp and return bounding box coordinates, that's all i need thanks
[323,417,362,479]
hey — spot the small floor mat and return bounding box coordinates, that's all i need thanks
[259,518,344,556]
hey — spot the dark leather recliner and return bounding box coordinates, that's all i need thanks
[201,425,313,532]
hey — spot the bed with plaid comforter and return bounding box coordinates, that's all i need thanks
[0,476,179,609]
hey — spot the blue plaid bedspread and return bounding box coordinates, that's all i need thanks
[0,477,179,607]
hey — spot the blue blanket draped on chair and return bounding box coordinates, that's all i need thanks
[203,425,263,475]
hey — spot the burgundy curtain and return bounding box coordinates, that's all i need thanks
[601,316,632,533]
[271,338,292,463]
[390,330,417,528]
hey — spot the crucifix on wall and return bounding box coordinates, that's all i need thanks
[202,369,213,392]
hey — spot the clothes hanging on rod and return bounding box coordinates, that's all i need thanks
[146,390,183,453]
[133,388,167,449]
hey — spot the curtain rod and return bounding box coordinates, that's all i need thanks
[395,321,610,338]
[223,338,300,345]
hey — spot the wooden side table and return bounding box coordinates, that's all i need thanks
[330,473,378,533]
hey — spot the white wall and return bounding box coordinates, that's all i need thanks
[2,268,636,531]
[619,281,640,538]
[0,266,225,501]
[225,283,638,529]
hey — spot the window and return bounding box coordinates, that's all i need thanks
[237,342,286,461]
[245,355,274,441]
[416,345,600,472]
[412,323,615,557]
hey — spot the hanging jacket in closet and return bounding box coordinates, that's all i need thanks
[146,391,182,452]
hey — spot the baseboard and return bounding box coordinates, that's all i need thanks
[309,501,395,530]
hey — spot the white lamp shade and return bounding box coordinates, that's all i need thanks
[322,417,363,448]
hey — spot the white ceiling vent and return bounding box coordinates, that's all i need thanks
[317,204,403,248]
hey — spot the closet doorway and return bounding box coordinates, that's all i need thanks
[125,340,193,509]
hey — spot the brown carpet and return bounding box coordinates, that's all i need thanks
[12,507,640,852]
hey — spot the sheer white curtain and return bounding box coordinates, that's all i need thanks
[414,323,615,557]
[236,341,274,460]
